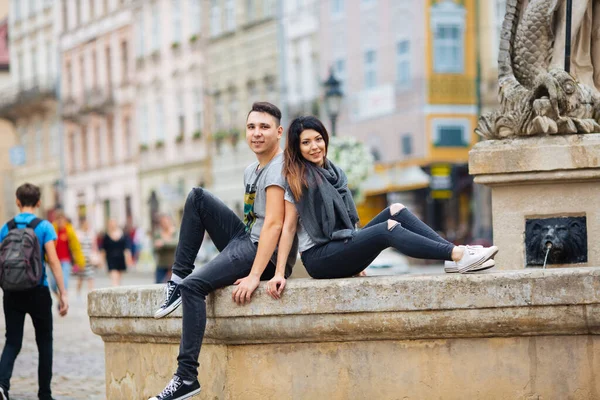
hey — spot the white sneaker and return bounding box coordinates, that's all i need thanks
[445,258,495,273]
[444,245,496,273]
[452,245,499,273]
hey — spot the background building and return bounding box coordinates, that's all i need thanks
[133,0,209,236]
[283,0,320,119]
[60,0,138,233]
[0,0,61,219]
[0,0,499,255]
[206,0,280,214]
[319,0,480,242]
[0,3,17,222]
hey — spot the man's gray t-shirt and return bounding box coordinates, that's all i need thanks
[284,187,317,253]
[243,152,297,277]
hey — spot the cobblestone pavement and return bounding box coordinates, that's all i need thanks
[0,270,155,400]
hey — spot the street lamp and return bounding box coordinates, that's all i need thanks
[323,68,343,137]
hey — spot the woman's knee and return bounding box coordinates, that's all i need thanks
[387,219,400,231]
[389,203,406,216]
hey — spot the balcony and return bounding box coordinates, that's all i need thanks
[61,96,83,123]
[82,87,114,115]
[0,77,58,122]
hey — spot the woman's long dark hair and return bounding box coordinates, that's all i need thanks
[283,116,330,201]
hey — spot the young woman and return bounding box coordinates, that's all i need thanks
[266,116,498,298]
[99,219,133,287]
[73,218,99,297]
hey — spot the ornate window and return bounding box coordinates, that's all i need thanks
[430,0,466,73]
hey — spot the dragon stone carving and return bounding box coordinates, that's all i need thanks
[476,0,600,139]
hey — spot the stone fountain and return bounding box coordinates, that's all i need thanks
[88,2,600,399]
[470,0,600,269]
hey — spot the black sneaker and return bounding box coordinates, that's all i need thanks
[0,386,8,400]
[154,281,183,319]
[148,375,201,400]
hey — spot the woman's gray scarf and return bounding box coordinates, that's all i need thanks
[296,160,359,245]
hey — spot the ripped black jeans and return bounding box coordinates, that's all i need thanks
[301,207,455,279]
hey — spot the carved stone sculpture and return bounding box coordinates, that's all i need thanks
[476,0,600,139]
[525,217,587,265]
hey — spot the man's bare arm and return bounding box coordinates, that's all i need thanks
[232,185,285,304]
[44,241,69,316]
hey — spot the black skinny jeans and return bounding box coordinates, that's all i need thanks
[0,285,53,399]
[302,207,455,279]
[172,188,277,381]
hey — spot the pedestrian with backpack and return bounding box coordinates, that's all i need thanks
[0,183,69,400]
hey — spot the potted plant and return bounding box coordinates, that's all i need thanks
[229,129,240,147]
[189,34,199,44]
[139,143,149,152]
[213,130,228,150]
[192,130,202,140]
[171,42,180,50]
[176,134,184,143]
[155,140,165,149]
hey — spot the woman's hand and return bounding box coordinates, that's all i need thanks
[266,275,286,300]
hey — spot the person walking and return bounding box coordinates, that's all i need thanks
[99,219,133,287]
[73,218,99,298]
[153,214,177,284]
[0,183,69,400]
[49,211,85,295]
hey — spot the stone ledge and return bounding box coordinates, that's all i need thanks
[469,133,600,176]
[89,268,600,344]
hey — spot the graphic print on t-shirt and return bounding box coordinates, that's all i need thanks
[243,182,257,232]
[243,166,265,233]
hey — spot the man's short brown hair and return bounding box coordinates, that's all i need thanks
[247,102,282,126]
[16,183,41,207]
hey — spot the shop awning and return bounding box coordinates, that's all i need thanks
[362,165,430,196]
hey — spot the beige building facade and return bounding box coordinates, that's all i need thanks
[207,0,280,212]
[0,1,61,220]
[132,0,210,234]
[0,11,16,222]
[60,0,138,232]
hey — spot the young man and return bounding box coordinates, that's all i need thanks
[150,102,297,400]
[0,183,69,400]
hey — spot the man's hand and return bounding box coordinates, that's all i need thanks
[59,292,69,316]
[232,275,260,305]
[266,275,286,300]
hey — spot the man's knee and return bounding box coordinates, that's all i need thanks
[180,275,213,298]
[390,203,406,216]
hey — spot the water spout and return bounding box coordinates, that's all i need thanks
[543,242,553,269]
